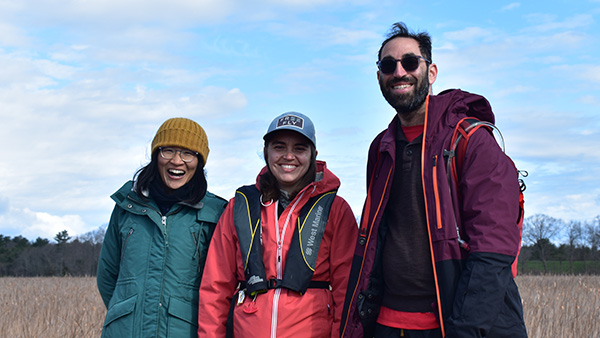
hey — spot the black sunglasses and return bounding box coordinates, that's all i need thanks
[376,55,431,74]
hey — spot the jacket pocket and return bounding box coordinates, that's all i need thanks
[102,294,137,336]
[167,296,198,338]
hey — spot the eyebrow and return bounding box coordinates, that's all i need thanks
[271,140,309,147]
[382,52,420,59]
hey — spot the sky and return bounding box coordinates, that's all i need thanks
[1,0,599,241]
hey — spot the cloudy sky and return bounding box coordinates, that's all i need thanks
[1,0,599,241]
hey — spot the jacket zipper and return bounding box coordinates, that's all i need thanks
[341,132,393,337]
[432,155,443,229]
[271,190,305,338]
[121,228,134,260]
[419,96,446,337]
[162,215,169,246]
[191,231,201,259]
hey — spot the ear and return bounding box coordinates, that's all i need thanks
[377,70,381,82]
[428,63,438,86]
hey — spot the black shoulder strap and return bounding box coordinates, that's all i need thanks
[233,185,268,295]
[280,190,337,293]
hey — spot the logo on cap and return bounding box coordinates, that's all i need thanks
[276,115,304,130]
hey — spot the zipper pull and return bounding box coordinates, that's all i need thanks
[237,290,246,306]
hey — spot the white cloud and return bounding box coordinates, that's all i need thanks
[501,3,521,11]
[265,21,379,47]
[528,189,600,222]
[582,65,600,83]
[443,26,496,44]
[580,95,600,105]
[1,0,237,27]
[0,22,30,46]
[525,13,594,32]
[0,205,87,240]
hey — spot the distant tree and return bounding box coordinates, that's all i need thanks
[76,226,106,244]
[566,221,584,273]
[0,235,32,275]
[54,230,71,244]
[12,236,30,248]
[586,216,600,260]
[523,214,563,273]
[32,237,50,247]
[517,245,533,274]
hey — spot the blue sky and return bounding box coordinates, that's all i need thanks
[1,0,599,240]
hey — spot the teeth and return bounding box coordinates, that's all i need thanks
[168,169,185,176]
[393,84,411,89]
[281,165,296,169]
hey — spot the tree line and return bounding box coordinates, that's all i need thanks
[1,213,599,277]
[519,214,600,275]
[0,228,104,277]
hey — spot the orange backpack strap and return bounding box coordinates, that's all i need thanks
[445,117,493,251]
[445,117,526,277]
[449,117,494,187]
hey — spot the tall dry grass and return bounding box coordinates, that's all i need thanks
[0,275,599,337]
[0,277,105,338]
[518,275,600,337]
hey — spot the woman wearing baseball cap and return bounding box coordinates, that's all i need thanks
[97,117,227,338]
[198,112,358,337]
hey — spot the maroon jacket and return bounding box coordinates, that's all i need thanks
[340,89,527,337]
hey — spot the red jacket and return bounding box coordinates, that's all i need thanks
[340,90,527,337]
[198,161,358,338]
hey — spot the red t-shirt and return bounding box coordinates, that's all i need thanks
[402,124,423,143]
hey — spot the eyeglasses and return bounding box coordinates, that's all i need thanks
[376,55,431,74]
[159,147,198,163]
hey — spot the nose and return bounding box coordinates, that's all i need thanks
[393,60,408,77]
[170,151,185,164]
[283,151,295,160]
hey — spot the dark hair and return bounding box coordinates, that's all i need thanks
[259,139,317,203]
[133,151,207,205]
[378,22,432,62]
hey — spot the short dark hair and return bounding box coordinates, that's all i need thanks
[259,141,317,203]
[134,151,207,205]
[377,22,432,62]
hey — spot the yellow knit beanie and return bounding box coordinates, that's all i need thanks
[151,117,209,165]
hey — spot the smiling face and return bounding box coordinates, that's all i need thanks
[378,37,437,123]
[266,130,314,193]
[157,147,199,191]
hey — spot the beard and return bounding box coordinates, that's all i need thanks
[379,70,430,116]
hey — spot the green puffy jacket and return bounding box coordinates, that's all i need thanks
[97,181,227,338]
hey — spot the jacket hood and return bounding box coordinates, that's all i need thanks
[377,89,495,157]
[255,160,341,196]
[428,89,495,125]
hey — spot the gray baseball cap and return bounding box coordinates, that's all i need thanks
[263,112,316,147]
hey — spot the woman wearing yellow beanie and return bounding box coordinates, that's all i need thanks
[97,117,227,338]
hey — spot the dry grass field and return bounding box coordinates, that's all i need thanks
[0,277,105,337]
[0,275,599,337]
[518,275,600,337]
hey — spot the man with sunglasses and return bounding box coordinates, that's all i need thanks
[340,22,527,338]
